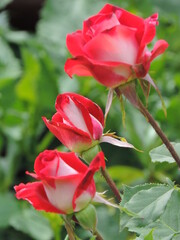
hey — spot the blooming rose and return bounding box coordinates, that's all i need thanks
[43,93,104,153]
[65,4,168,88]
[14,150,105,214]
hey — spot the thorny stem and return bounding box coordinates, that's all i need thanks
[93,229,104,240]
[137,99,180,167]
[115,87,180,168]
[101,168,121,203]
[81,149,121,203]
[63,216,76,240]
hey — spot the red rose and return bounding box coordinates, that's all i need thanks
[14,150,105,214]
[43,93,104,153]
[65,4,168,88]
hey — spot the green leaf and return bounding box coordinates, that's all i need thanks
[136,230,154,240]
[108,165,144,186]
[15,48,40,103]
[97,206,128,240]
[0,193,19,228]
[120,184,174,232]
[149,143,180,163]
[10,208,53,240]
[120,184,180,240]
[16,47,58,108]
[37,0,106,67]
[0,37,21,88]
[0,0,13,9]
[152,190,180,240]
[144,230,154,240]
[90,236,96,240]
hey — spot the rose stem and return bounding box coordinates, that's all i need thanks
[82,154,121,203]
[137,99,180,167]
[101,168,121,203]
[93,229,104,240]
[115,87,180,168]
[63,216,76,240]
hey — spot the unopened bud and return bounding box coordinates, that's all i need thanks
[81,145,101,164]
[75,204,97,232]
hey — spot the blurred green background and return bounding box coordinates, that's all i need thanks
[0,0,180,239]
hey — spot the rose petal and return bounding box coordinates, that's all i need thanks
[83,12,120,39]
[66,30,85,56]
[56,93,104,127]
[56,95,91,135]
[14,182,64,214]
[101,136,134,148]
[72,152,105,209]
[64,56,132,88]
[65,57,92,78]
[42,117,92,153]
[43,175,82,214]
[105,88,114,120]
[150,39,169,62]
[84,25,138,65]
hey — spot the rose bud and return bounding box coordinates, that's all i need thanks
[43,93,104,153]
[42,93,134,155]
[65,3,168,88]
[14,150,105,214]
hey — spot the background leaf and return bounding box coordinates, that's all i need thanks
[10,208,53,240]
[149,143,180,163]
[0,193,19,228]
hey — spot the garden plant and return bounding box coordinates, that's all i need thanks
[1,1,180,240]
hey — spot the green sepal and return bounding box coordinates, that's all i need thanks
[75,204,97,232]
[81,144,101,164]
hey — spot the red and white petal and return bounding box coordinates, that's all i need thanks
[72,97,94,137]
[90,114,103,140]
[99,4,144,28]
[99,4,144,43]
[105,88,114,120]
[94,192,119,208]
[14,182,64,214]
[55,95,91,135]
[43,174,82,214]
[42,117,92,152]
[83,12,120,39]
[72,151,105,210]
[150,39,169,62]
[65,57,93,77]
[84,25,138,65]
[74,190,93,212]
[66,30,85,56]
[65,56,132,88]
[101,136,134,149]
[57,152,88,174]
[90,63,132,88]
[137,13,159,61]
[59,93,104,127]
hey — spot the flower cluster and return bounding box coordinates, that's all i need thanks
[14,92,132,214]
[14,3,168,229]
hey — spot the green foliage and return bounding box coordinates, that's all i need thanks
[0,192,19,228]
[150,143,180,163]
[0,37,21,88]
[108,165,144,186]
[0,0,180,239]
[120,183,180,239]
[0,0,12,9]
[75,205,97,232]
[97,206,128,240]
[10,208,53,240]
